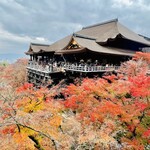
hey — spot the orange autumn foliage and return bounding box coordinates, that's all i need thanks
[0,52,150,150]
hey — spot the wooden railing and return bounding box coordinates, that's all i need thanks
[63,65,120,72]
[27,61,121,73]
[27,61,59,73]
[27,61,150,75]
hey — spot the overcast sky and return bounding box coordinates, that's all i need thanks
[0,0,150,55]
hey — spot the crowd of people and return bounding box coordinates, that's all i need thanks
[28,59,119,72]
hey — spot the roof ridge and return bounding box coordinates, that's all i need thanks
[31,43,50,46]
[138,34,150,41]
[82,18,118,29]
[73,33,96,40]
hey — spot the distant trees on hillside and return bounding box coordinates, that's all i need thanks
[0,58,28,89]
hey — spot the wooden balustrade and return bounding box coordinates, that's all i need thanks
[27,61,150,75]
[27,61,120,73]
[27,61,59,73]
[63,64,120,72]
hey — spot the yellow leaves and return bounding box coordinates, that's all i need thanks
[13,132,28,143]
[22,127,35,135]
[13,133,36,150]
[50,115,62,128]
[21,97,44,113]
[13,127,35,143]
[23,101,43,113]
[16,87,56,114]
[13,127,37,149]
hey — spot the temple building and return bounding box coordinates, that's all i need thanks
[25,19,150,85]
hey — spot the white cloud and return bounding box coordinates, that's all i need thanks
[112,0,134,7]
[0,0,26,11]
[136,0,150,11]
[0,26,50,44]
[112,0,150,10]
[35,37,47,42]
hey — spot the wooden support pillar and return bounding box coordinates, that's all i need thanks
[30,55,32,61]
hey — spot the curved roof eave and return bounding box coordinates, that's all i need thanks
[58,36,135,56]
[117,22,150,46]
[96,34,150,47]
[25,43,51,54]
[76,37,135,56]
[96,22,150,46]
[46,35,73,52]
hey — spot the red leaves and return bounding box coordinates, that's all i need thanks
[127,124,136,132]
[89,111,104,123]
[134,52,150,63]
[99,101,122,116]
[23,83,33,89]
[143,129,150,138]
[64,95,79,109]
[134,101,148,111]
[62,62,150,148]
[16,83,33,93]
[90,113,96,122]
[129,74,150,98]
[1,125,16,135]
[63,84,78,96]
[103,74,118,82]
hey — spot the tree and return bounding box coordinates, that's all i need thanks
[62,52,150,149]
[0,53,150,150]
[0,58,28,89]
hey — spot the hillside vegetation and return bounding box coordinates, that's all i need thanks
[0,53,150,150]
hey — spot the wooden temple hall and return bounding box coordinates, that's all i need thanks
[25,19,150,85]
